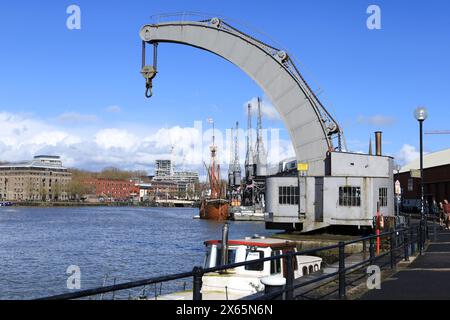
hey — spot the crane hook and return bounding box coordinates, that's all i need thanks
[142,41,158,99]
[145,80,153,98]
[141,65,157,98]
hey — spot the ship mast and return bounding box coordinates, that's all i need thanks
[255,97,267,176]
[207,118,219,199]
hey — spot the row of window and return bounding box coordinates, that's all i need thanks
[278,185,389,207]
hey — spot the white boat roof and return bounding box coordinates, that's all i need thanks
[205,238,295,248]
[297,255,322,263]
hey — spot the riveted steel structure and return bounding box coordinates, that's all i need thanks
[140,15,394,232]
[140,17,342,177]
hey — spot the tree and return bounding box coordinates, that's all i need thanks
[53,181,62,201]
[39,182,48,201]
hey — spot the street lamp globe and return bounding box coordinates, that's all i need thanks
[414,106,428,121]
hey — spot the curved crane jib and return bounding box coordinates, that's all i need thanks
[139,18,338,176]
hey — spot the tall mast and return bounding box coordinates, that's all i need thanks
[255,97,267,176]
[208,118,218,198]
[245,103,255,182]
[233,121,241,186]
[228,127,235,188]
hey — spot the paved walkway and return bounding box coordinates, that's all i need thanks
[361,229,450,300]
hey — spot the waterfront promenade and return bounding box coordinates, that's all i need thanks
[362,228,450,300]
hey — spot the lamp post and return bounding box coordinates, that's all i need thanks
[414,106,428,255]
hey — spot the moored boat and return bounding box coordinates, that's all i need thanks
[199,198,229,220]
[229,205,265,221]
[199,118,229,220]
[201,236,322,299]
[156,234,322,300]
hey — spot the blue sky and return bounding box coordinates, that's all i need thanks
[0,0,449,172]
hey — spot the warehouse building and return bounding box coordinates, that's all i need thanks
[0,155,71,201]
[398,148,450,210]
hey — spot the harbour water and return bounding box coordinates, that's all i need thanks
[0,206,272,299]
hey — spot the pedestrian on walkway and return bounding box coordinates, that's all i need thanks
[439,202,445,228]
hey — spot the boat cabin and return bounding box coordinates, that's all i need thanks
[202,236,322,298]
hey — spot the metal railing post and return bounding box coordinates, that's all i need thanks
[403,228,409,261]
[418,224,422,255]
[433,215,437,241]
[285,253,294,300]
[410,226,415,255]
[338,241,346,300]
[390,231,396,269]
[369,236,375,265]
[192,266,204,300]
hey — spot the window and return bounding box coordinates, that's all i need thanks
[270,250,282,275]
[215,249,237,266]
[339,186,361,207]
[379,187,388,207]
[302,266,308,275]
[408,178,413,192]
[245,250,264,271]
[278,186,299,205]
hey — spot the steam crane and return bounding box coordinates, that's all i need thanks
[254,97,267,177]
[233,121,242,187]
[140,14,394,233]
[245,104,255,183]
[230,122,242,206]
[227,127,235,196]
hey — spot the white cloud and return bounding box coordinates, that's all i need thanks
[0,111,295,174]
[58,112,97,124]
[244,97,280,120]
[95,128,139,150]
[395,144,420,165]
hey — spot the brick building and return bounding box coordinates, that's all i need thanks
[84,178,139,201]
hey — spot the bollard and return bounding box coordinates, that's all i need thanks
[192,266,204,300]
[285,253,294,300]
[261,276,286,300]
[338,241,346,300]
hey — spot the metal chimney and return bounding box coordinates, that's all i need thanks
[220,223,229,270]
[375,131,382,156]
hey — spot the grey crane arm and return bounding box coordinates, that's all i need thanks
[140,17,343,176]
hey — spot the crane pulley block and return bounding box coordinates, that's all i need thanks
[141,65,157,81]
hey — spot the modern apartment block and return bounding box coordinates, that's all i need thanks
[155,160,172,177]
[0,155,72,201]
[152,160,199,198]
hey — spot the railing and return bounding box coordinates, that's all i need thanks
[37,220,436,301]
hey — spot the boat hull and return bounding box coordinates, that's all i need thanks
[200,199,229,221]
